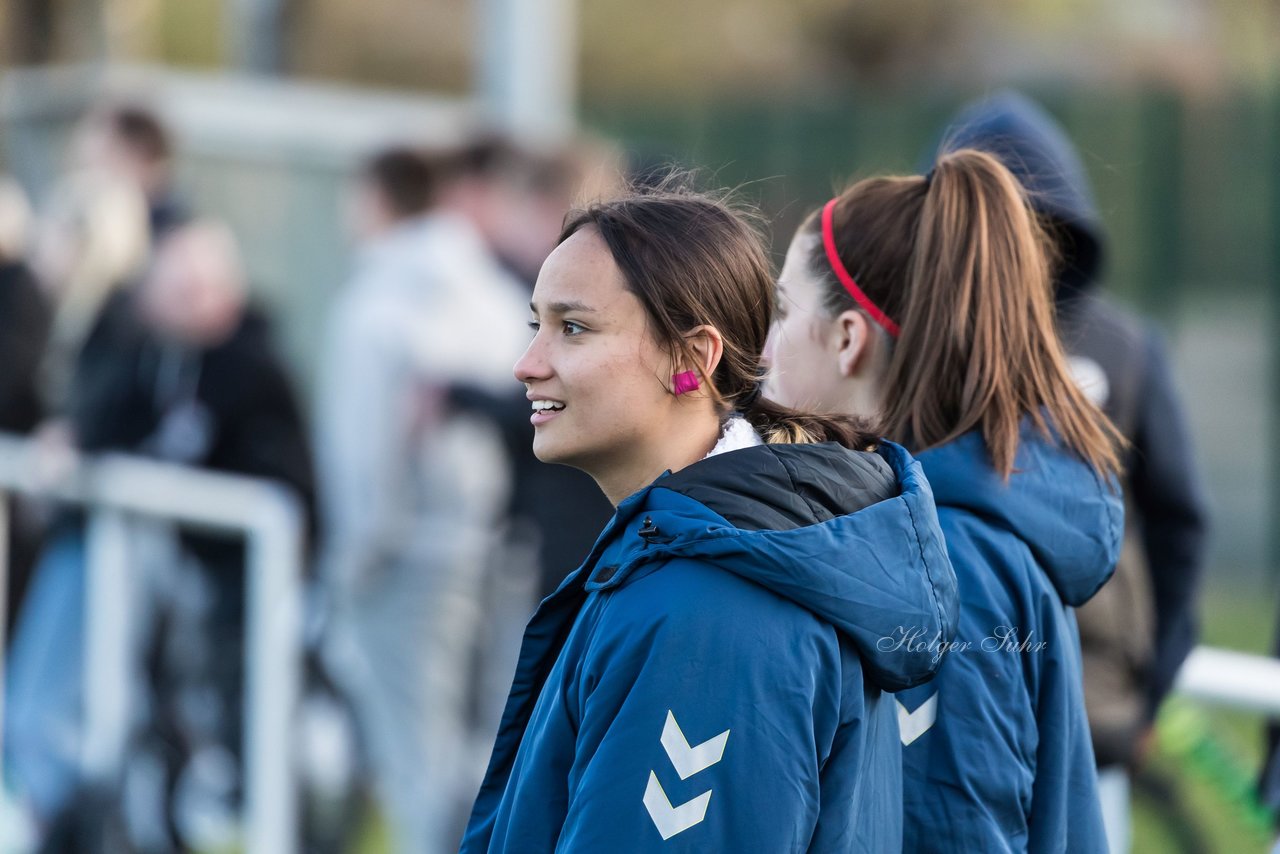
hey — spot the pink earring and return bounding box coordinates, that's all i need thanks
[672,371,700,396]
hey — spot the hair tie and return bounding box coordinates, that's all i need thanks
[737,364,768,409]
[821,198,901,338]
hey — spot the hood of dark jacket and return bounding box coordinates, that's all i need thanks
[578,440,959,692]
[915,426,1122,607]
[929,90,1105,297]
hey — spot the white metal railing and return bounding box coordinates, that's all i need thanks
[1174,645,1280,715]
[0,433,304,854]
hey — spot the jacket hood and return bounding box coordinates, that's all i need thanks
[915,426,1122,607]
[579,440,958,692]
[929,90,1105,295]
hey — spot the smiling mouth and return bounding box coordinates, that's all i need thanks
[530,400,565,425]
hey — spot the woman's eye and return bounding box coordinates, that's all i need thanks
[563,321,586,336]
[527,320,541,333]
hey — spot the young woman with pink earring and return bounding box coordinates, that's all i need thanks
[462,186,958,852]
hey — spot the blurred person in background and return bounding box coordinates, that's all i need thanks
[0,176,53,642]
[71,102,188,238]
[7,209,316,850]
[316,142,527,854]
[3,169,151,846]
[765,149,1124,853]
[936,91,1210,854]
[441,139,621,813]
[30,171,151,425]
[115,221,316,852]
[446,139,619,599]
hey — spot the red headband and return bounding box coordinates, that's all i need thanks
[821,198,901,338]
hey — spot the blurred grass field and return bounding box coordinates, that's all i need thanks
[1134,576,1279,854]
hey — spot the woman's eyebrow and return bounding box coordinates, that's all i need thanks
[531,300,597,316]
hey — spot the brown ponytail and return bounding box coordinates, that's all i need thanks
[803,148,1122,477]
[560,183,879,452]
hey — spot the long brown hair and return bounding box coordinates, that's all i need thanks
[561,184,878,450]
[800,148,1122,477]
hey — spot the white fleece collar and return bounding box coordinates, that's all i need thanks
[704,416,763,459]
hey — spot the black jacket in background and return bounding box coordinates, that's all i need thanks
[70,294,318,567]
[0,260,52,639]
[0,261,51,433]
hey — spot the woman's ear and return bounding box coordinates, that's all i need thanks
[835,310,875,378]
[682,324,725,384]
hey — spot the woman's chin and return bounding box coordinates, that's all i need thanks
[531,433,570,466]
[533,434,599,478]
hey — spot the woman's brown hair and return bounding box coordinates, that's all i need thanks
[800,148,1122,477]
[560,184,878,450]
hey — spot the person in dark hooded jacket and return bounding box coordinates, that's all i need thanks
[766,148,1125,852]
[463,188,958,853]
[939,91,1210,853]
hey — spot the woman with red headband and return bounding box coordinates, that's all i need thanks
[462,185,958,852]
[765,148,1124,852]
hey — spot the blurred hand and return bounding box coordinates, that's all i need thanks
[1129,724,1157,771]
[30,418,80,491]
[410,384,447,438]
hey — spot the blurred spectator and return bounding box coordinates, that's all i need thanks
[486,136,624,286]
[71,103,189,238]
[126,221,315,503]
[6,213,316,850]
[446,139,618,602]
[4,170,151,841]
[30,170,151,421]
[316,143,527,854]
[0,177,53,641]
[119,223,316,849]
[935,91,1210,854]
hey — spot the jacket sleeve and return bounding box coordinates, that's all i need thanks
[1129,328,1210,718]
[555,561,846,853]
[219,329,318,549]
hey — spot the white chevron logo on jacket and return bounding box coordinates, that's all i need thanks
[897,693,939,746]
[643,711,731,840]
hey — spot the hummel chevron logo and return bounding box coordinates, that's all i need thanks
[897,693,938,746]
[643,710,730,840]
[660,710,730,779]
[643,771,711,841]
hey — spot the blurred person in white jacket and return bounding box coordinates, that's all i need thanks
[316,143,528,854]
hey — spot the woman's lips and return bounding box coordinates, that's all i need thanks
[530,401,565,426]
[531,407,562,426]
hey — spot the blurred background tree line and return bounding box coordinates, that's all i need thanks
[4,0,1279,92]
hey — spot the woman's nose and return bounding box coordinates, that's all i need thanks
[514,336,550,384]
